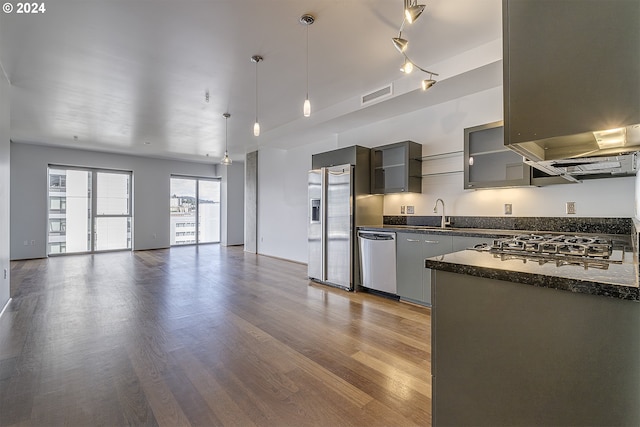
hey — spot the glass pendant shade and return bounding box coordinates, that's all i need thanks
[303,98,311,117]
[405,4,425,24]
[221,151,232,165]
[253,121,260,137]
[392,37,408,53]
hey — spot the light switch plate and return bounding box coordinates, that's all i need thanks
[400,205,405,214]
[406,206,415,215]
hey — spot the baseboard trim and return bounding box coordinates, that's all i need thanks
[0,298,12,319]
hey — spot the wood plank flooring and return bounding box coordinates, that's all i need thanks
[0,245,431,426]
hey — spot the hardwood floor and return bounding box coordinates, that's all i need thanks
[0,245,431,426]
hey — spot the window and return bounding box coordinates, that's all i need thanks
[170,177,220,245]
[47,167,132,255]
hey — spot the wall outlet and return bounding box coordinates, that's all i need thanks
[566,201,576,214]
[504,204,512,215]
[400,205,406,214]
[30,240,35,246]
[406,206,415,215]
[152,233,157,239]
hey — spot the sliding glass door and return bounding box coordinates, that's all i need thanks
[48,167,132,255]
[170,177,220,245]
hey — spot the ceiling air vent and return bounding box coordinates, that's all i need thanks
[361,84,393,106]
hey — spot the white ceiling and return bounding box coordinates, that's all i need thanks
[0,0,502,164]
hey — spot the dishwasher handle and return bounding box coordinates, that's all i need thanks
[358,232,395,241]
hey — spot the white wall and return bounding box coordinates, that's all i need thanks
[219,161,244,246]
[10,143,232,259]
[257,138,337,263]
[0,61,10,310]
[341,86,636,218]
[256,86,635,264]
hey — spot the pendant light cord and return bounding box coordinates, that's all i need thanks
[255,61,259,123]
[305,24,309,100]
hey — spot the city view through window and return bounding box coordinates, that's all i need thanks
[170,177,220,245]
[48,168,132,255]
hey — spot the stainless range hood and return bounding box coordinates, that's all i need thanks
[508,124,640,163]
[514,124,640,182]
[524,151,639,183]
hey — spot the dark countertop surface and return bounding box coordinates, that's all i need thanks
[424,249,639,301]
[359,225,517,239]
[359,225,639,301]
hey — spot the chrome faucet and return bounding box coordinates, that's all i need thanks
[433,198,450,228]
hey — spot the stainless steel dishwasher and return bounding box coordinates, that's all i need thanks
[357,231,397,294]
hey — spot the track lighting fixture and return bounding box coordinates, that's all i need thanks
[251,55,263,136]
[221,112,232,166]
[393,0,438,91]
[300,13,315,117]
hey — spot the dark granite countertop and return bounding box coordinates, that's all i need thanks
[359,225,516,239]
[424,249,639,301]
[361,218,640,301]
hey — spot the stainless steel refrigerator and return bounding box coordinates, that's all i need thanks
[308,153,383,291]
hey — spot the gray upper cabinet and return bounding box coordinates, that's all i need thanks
[503,0,640,155]
[465,121,572,189]
[371,141,422,194]
[464,120,530,189]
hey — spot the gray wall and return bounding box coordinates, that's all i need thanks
[244,151,257,253]
[219,161,244,246]
[10,143,232,259]
[0,62,10,310]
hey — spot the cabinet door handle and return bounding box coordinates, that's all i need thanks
[424,240,440,244]
[406,238,421,242]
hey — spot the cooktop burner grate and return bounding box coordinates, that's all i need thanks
[471,234,626,268]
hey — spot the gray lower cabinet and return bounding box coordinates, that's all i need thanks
[397,233,453,305]
[397,233,493,306]
[432,269,640,426]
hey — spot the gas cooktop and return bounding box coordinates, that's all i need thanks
[471,234,627,270]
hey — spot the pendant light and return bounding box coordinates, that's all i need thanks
[300,14,315,117]
[251,55,263,136]
[221,112,232,166]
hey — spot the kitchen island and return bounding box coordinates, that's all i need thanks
[426,234,640,426]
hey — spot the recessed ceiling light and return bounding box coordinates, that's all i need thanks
[73,135,79,141]
[143,141,151,145]
[593,127,626,149]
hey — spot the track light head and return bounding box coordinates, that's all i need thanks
[392,37,409,53]
[405,4,426,24]
[400,60,414,74]
[421,77,436,91]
